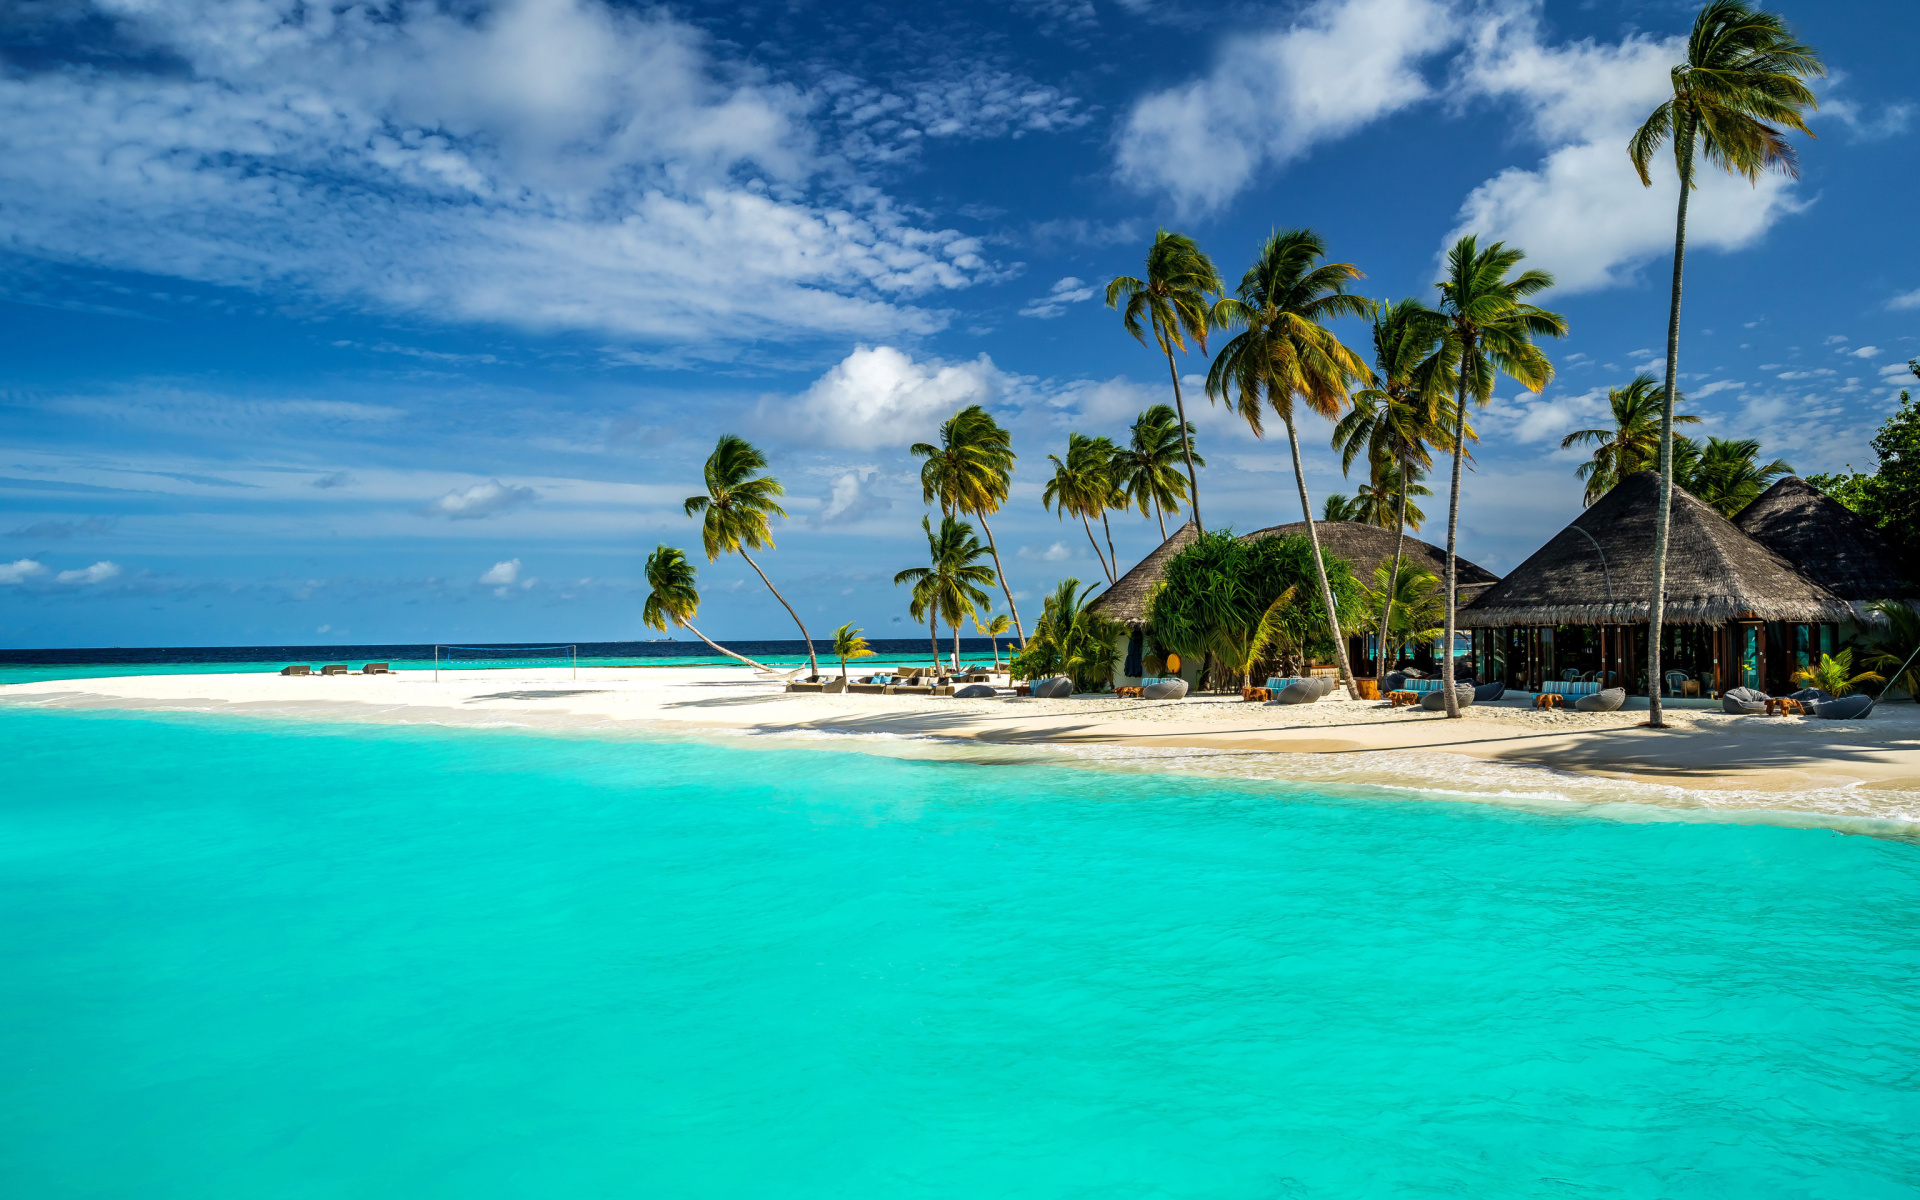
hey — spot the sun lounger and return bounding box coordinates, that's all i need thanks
[320,664,349,675]
[279,665,311,676]
[888,683,934,695]
[787,681,826,692]
[362,663,392,674]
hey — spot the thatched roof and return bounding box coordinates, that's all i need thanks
[1459,471,1853,628]
[1239,520,1500,591]
[1733,476,1917,601]
[1086,517,1497,626]
[1087,520,1198,625]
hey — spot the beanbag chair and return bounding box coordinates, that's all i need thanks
[1311,676,1338,698]
[1574,687,1626,712]
[1274,681,1320,705]
[1419,684,1475,711]
[952,683,996,699]
[1025,677,1074,699]
[1143,679,1189,700]
[1383,672,1409,693]
[1787,687,1834,704]
[1473,682,1506,702]
[1721,687,1767,715]
[1812,693,1874,720]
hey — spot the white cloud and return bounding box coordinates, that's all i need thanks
[1850,346,1881,358]
[0,0,991,344]
[1114,0,1452,213]
[1020,276,1098,319]
[1824,335,1849,345]
[55,560,120,584]
[478,558,522,586]
[0,559,48,585]
[1889,289,1920,311]
[1445,12,1802,293]
[774,345,1015,451]
[1018,541,1078,562]
[1881,362,1916,378]
[425,480,538,519]
[1691,379,1744,400]
[816,468,893,524]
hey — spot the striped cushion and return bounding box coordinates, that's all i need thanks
[1540,680,1600,697]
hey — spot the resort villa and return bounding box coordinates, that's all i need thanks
[1095,471,1916,699]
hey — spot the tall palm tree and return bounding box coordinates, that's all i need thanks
[1333,297,1457,690]
[1678,436,1793,514]
[641,544,773,671]
[1629,0,1822,727]
[1322,493,1365,522]
[894,515,998,671]
[683,433,819,676]
[1116,404,1204,540]
[1087,434,1126,575]
[1561,373,1700,504]
[1043,432,1120,583]
[1330,462,1431,531]
[1206,228,1373,700]
[911,404,1028,647]
[1107,230,1223,531]
[972,612,1012,670]
[1436,236,1567,717]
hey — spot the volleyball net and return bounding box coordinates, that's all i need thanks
[433,645,578,680]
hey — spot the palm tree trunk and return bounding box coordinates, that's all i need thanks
[1378,475,1411,691]
[738,549,818,676]
[1154,495,1168,542]
[1100,510,1120,581]
[1442,341,1473,718]
[682,619,774,671]
[1647,120,1695,730]
[952,622,961,672]
[929,618,939,673]
[1164,347,1203,533]
[1284,417,1360,702]
[1080,514,1113,582]
[975,512,1027,649]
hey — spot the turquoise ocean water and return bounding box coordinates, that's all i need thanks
[4,704,1917,1198]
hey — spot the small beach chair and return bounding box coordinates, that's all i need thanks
[280,665,311,676]
[320,664,350,675]
[363,663,392,674]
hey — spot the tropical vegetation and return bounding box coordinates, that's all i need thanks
[1790,649,1882,698]
[1560,373,1700,504]
[1009,579,1125,692]
[1206,228,1372,699]
[831,622,874,680]
[1672,435,1793,516]
[893,514,998,672]
[1809,387,1920,556]
[1860,600,1920,702]
[682,435,818,676]
[641,544,771,670]
[1363,562,1445,674]
[972,612,1013,670]
[1116,404,1203,540]
[911,404,1027,646]
[1043,432,1123,583]
[1628,0,1823,727]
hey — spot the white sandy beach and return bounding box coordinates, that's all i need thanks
[7,665,1920,828]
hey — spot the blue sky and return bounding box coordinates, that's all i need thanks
[0,0,1913,649]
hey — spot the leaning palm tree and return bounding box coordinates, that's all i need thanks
[972,612,1012,670]
[894,515,998,671]
[1333,298,1457,690]
[1561,373,1700,504]
[641,544,774,671]
[1116,405,1204,540]
[683,434,819,676]
[1435,236,1567,717]
[831,622,874,681]
[911,404,1028,647]
[1207,228,1373,700]
[1678,436,1793,515]
[1107,230,1224,531]
[1629,0,1822,728]
[1043,432,1120,583]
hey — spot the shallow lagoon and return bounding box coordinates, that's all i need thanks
[4,707,1917,1198]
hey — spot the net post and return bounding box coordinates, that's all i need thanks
[572,645,577,681]
[434,644,440,682]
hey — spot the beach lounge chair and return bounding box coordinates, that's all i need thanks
[280,665,311,676]
[320,664,350,675]
[787,680,826,692]
[1574,687,1626,712]
[363,663,392,674]
[1721,687,1767,715]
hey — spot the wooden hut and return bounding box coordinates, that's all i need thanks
[1458,471,1853,696]
[1734,476,1917,605]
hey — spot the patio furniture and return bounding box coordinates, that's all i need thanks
[1764,696,1804,717]
[1721,687,1767,715]
[1115,685,1145,699]
[1354,678,1380,701]
[363,663,392,674]
[279,665,311,676]
[1574,687,1626,712]
[1536,680,1603,704]
[1681,680,1702,698]
[1142,679,1188,700]
[1029,677,1074,699]
[1473,682,1506,702]
[1388,690,1419,707]
[1420,684,1474,711]
[1563,669,1581,682]
[1534,693,1562,710]
[1275,681,1321,705]
[953,683,997,698]
[1241,687,1271,702]
[1812,694,1874,720]
[320,664,350,675]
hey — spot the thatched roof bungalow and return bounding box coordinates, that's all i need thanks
[1733,476,1917,604]
[1458,471,1860,697]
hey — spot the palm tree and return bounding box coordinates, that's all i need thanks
[1044,432,1120,583]
[1322,493,1365,522]
[972,612,1012,670]
[683,434,819,675]
[831,622,874,680]
[1333,298,1457,690]
[1107,230,1223,531]
[1629,0,1822,728]
[1435,235,1567,717]
[1206,228,1373,700]
[1116,405,1204,540]
[641,544,774,671]
[910,404,1028,647]
[1364,561,1445,674]
[1216,586,1300,691]
[1677,436,1793,514]
[894,515,997,671]
[1560,373,1700,504]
